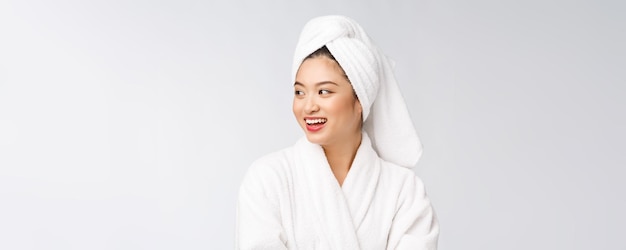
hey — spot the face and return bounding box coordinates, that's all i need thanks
[293,56,362,146]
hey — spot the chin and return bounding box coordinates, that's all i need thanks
[304,133,328,146]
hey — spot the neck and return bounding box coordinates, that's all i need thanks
[322,131,362,186]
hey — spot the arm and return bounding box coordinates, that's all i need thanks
[387,174,439,250]
[236,164,288,250]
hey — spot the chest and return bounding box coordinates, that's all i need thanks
[280,182,399,250]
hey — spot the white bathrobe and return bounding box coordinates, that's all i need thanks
[236,134,439,249]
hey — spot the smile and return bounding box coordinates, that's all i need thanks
[305,118,327,125]
[304,117,327,132]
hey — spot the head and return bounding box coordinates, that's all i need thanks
[293,46,363,147]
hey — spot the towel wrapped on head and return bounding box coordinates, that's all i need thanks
[292,15,423,168]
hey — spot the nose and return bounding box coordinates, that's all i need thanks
[304,96,319,114]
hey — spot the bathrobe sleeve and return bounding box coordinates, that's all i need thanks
[236,160,288,250]
[387,173,439,250]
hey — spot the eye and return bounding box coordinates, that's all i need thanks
[319,89,332,95]
[294,90,304,96]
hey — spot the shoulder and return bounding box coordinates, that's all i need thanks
[378,161,428,198]
[379,161,421,185]
[240,147,294,192]
[247,147,294,176]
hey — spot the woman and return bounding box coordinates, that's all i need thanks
[236,15,439,249]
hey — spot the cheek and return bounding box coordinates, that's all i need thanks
[292,99,302,117]
[343,100,361,124]
[354,101,363,120]
[330,97,358,120]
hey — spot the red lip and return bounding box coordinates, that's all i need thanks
[306,123,325,132]
[304,117,326,132]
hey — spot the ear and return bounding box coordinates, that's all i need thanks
[355,99,363,114]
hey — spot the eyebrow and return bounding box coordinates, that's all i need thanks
[293,81,339,87]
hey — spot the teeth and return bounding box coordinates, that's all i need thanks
[305,118,327,125]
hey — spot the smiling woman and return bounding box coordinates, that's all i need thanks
[236,16,439,250]
[293,46,364,185]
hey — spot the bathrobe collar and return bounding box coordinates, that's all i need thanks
[294,132,381,249]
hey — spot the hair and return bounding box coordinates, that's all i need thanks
[306,45,336,60]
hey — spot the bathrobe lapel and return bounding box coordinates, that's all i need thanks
[293,133,381,249]
[341,134,381,232]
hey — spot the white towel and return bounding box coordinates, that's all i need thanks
[292,15,423,168]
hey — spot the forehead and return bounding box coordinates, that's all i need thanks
[295,57,349,86]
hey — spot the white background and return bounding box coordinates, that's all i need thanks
[1,0,624,249]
